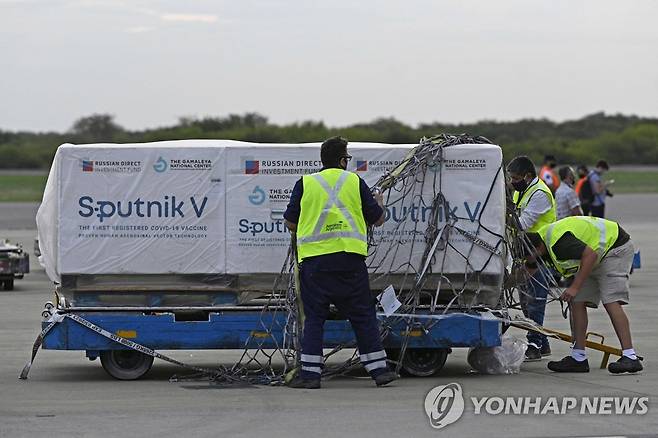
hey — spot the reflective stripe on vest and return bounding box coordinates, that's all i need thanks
[541,216,619,277]
[297,169,367,261]
[513,178,557,232]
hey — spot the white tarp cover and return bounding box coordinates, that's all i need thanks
[37,140,504,282]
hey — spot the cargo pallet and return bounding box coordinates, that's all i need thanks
[34,304,502,380]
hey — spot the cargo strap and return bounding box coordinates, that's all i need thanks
[19,312,221,380]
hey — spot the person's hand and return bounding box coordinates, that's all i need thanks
[560,287,579,303]
[374,191,384,207]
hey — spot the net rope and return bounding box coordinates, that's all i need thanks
[172,133,565,385]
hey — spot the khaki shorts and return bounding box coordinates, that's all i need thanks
[574,240,634,308]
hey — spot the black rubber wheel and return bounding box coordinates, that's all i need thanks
[100,350,154,380]
[3,279,14,290]
[397,348,449,377]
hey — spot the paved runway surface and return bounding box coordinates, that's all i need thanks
[1,195,657,437]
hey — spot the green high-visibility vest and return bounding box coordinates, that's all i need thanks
[513,178,557,232]
[297,168,368,262]
[538,216,620,277]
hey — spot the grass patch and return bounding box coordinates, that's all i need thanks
[605,170,658,194]
[0,174,48,202]
[0,169,657,203]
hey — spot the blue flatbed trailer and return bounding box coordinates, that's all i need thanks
[39,309,502,380]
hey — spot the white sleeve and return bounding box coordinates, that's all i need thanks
[567,189,581,209]
[518,191,552,231]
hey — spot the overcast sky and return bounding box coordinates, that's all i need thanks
[1,0,657,132]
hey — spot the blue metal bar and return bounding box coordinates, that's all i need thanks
[42,311,501,351]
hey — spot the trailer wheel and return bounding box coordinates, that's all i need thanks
[100,350,154,380]
[389,348,449,377]
[3,279,14,290]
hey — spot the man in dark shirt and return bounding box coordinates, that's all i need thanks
[525,217,642,374]
[283,136,396,388]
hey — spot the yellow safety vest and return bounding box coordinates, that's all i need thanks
[297,168,368,262]
[513,178,557,232]
[538,216,620,277]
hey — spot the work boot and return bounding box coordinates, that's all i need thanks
[547,356,590,373]
[608,356,643,374]
[374,371,398,387]
[524,345,542,362]
[541,344,552,357]
[287,376,321,389]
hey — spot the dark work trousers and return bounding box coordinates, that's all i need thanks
[298,255,388,380]
[590,204,605,218]
[521,269,550,350]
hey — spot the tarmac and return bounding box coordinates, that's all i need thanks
[0,195,657,438]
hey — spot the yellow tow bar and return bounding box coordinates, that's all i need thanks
[510,322,628,369]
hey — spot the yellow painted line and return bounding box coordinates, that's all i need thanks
[401,330,423,337]
[251,331,270,338]
[116,330,137,339]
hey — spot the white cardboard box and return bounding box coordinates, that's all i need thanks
[37,141,505,284]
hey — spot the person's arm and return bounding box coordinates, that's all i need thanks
[359,178,385,227]
[372,191,385,226]
[591,173,605,195]
[550,232,596,302]
[561,247,597,302]
[283,178,303,232]
[517,191,551,231]
[284,219,297,232]
[568,190,583,216]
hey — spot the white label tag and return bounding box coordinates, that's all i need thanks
[378,285,402,317]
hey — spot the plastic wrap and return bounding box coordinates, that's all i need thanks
[467,334,527,374]
[37,140,506,289]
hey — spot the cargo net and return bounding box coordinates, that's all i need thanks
[24,134,563,384]
[149,134,563,385]
[170,134,558,386]
[366,133,506,312]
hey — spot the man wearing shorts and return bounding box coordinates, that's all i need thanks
[526,216,643,374]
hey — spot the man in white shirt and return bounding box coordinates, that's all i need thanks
[555,166,583,220]
[507,156,557,360]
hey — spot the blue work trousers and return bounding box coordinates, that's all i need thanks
[522,269,550,350]
[298,256,388,380]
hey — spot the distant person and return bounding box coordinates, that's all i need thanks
[526,216,642,374]
[574,165,591,215]
[507,155,556,361]
[589,160,613,218]
[539,155,560,193]
[555,166,583,220]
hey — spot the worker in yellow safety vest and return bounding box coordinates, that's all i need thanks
[283,136,397,389]
[526,216,643,374]
[507,155,557,361]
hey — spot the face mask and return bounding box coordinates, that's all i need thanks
[511,179,529,192]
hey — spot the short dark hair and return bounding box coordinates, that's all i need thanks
[507,156,537,177]
[558,166,573,181]
[596,160,609,170]
[320,136,348,168]
[520,232,544,259]
[544,155,557,163]
[526,232,544,249]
